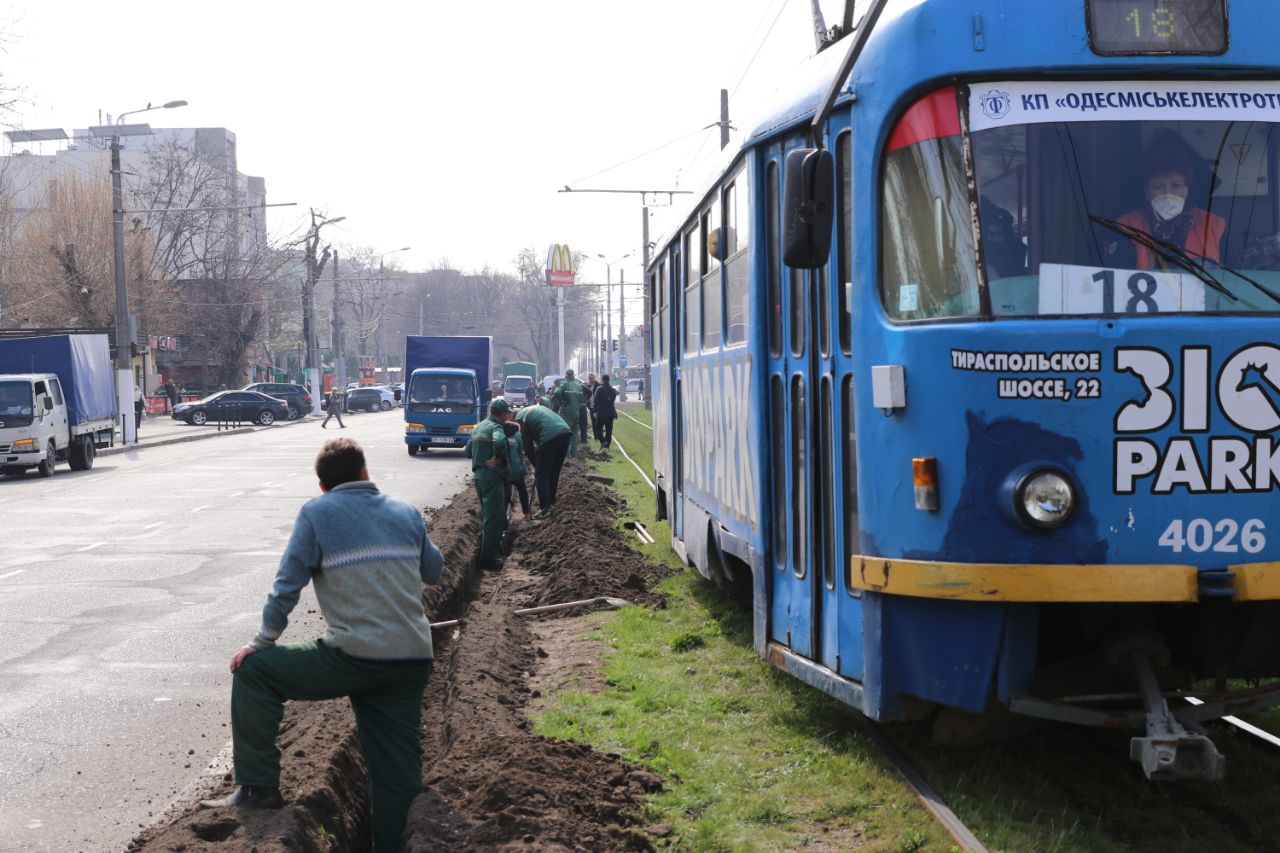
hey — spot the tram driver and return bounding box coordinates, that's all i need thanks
[1109,134,1226,271]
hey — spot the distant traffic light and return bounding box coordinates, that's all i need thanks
[611,339,619,351]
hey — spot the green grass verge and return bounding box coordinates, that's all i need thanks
[541,406,1280,850]
[534,406,955,851]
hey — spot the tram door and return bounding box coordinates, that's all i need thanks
[669,241,685,540]
[768,136,822,660]
[768,126,861,679]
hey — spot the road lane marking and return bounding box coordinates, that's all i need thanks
[143,522,164,530]
[190,505,213,513]
[76,542,106,552]
[0,569,25,580]
[228,491,245,498]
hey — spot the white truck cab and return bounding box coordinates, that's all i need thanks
[0,373,105,476]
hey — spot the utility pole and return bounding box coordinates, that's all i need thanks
[618,269,627,375]
[605,268,614,378]
[557,288,565,369]
[332,250,346,391]
[109,132,133,440]
[641,206,651,408]
[720,89,731,150]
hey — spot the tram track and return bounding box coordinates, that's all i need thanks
[1187,696,1280,749]
[849,713,990,853]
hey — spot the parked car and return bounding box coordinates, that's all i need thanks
[242,382,312,419]
[345,387,394,412]
[172,390,289,426]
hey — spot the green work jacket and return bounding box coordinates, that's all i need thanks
[463,416,508,475]
[553,379,585,413]
[515,405,571,443]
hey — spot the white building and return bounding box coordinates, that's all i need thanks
[0,125,268,274]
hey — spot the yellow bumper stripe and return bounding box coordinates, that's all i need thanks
[849,556,1199,603]
[1229,562,1280,602]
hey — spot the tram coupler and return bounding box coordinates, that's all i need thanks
[1113,636,1225,782]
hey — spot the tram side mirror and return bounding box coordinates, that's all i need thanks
[782,148,834,269]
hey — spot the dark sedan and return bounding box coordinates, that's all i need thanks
[345,388,389,412]
[172,390,289,426]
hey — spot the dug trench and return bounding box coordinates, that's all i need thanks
[129,458,673,852]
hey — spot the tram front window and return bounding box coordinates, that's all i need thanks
[882,88,1280,320]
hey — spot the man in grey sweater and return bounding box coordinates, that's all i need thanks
[200,437,443,853]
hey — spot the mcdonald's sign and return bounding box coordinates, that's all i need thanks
[545,243,576,287]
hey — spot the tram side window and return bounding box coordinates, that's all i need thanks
[657,261,668,360]
[790,375,807,577]
[837,132,853,353]
[842,375,860,595]
[770,375,786,569]
[767,160,782,357]
[701,203,723,349]
[684,229,700,353]
[882,136,980,320]
[724,173,750,347]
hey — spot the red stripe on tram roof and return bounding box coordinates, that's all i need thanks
[886,87,961,154]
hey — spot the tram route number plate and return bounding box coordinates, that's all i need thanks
[1038,263,1206,315]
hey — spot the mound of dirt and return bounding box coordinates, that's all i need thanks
[131,455,675,851]
[502,460,670,609]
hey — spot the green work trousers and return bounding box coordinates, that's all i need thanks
[562,405,582,456]
[475,469,506,568]
[231,640,433,853]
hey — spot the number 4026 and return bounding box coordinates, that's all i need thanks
[1158,518,1265,554]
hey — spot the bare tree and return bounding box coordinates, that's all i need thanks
[2,173,164,328]
[131,141,294,387]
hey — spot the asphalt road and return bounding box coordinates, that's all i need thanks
[0,411,471,852]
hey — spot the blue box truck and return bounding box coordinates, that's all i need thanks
[0,334,117,476]
[403,335,492,455]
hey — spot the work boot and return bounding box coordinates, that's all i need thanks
[199,785,284,810]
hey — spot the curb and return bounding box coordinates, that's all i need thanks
[99,416,313,457]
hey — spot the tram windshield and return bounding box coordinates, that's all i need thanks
[882,85,1280,320]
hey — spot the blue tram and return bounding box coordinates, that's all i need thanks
[645,0,1280,780]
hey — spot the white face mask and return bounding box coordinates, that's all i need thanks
[1151,193,1186,221]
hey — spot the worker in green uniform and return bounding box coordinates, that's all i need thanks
[463,398,516,571]
[515,403,573,518]
[552,369,587,457]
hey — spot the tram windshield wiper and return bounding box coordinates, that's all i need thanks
[1112,215,1280,308]
[1089,215,1239,304]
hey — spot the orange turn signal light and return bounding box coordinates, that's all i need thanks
[913,457,939,511]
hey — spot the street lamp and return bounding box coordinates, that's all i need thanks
[92,99,187,444]
[376,246,411,382]
[596,251,633,379]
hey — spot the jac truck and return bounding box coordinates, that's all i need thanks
[0,334,117,476]
[403,335,492,455]
[501,360,537,408]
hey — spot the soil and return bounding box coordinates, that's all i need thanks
[129,457,675,852]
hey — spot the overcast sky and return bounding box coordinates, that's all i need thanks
[1,0,843,290]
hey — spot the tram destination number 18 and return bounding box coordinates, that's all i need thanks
[1088,0,1228,55]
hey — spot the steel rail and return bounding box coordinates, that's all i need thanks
[1186,696,1280,749]
[618,408,654,430]
[848,713,990,852]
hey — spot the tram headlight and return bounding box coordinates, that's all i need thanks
[1014,469,1076,530]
